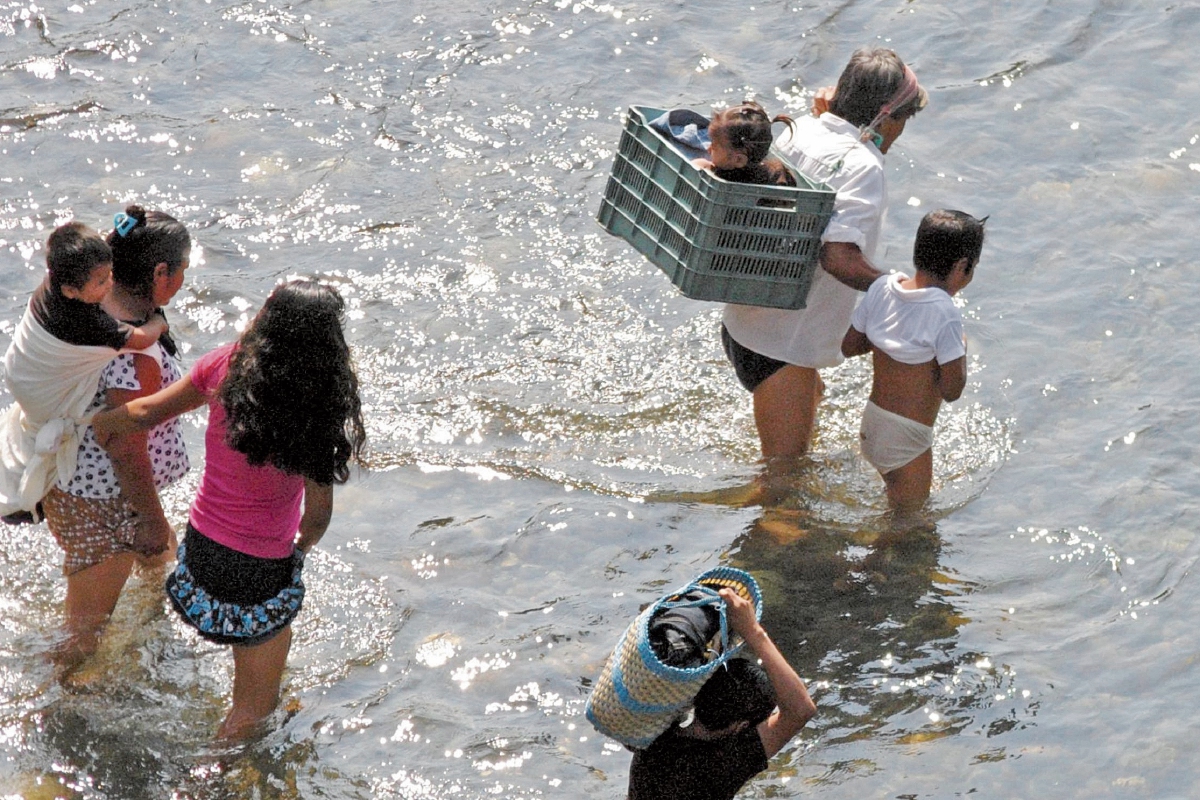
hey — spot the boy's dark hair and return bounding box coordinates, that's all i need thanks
[46,222,112,293]
[107,204,191,301]
[693,658,777,732]
[913,209,987,280]
[829,47,926,127]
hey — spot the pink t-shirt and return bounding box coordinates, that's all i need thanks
[187,343,304,559]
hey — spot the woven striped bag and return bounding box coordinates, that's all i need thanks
[585,566,762,749]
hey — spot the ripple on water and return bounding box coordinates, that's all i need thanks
[0,526,400,797]
[0,0,1046,795]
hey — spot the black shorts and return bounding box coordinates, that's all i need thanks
[721,325,788,393]
[183,524,294,605]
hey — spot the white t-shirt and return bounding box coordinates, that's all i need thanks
[850,272,965,365]
[60,346,190,499]
[722,113,887,368]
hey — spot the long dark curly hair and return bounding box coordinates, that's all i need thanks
[217,280,366,485]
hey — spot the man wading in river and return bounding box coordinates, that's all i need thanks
[720,47,927,464]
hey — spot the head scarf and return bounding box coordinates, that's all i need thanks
[860,64,925,144]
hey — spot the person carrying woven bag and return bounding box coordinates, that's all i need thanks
[626,585,815,799]
[586,567,761,748]
[586,567,817,799]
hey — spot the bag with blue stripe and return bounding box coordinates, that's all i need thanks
[585,566,762,749]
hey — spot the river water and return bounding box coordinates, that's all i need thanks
[1,1,1198,798]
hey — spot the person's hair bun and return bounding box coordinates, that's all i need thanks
[124,205,147,227]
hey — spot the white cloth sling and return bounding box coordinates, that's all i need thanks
[0,307,158,515]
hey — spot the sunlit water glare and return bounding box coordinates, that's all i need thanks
[2,0,1200,798]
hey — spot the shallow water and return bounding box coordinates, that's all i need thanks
[1,0,1199,797]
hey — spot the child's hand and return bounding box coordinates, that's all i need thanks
[691,157,714,171]
[720,587,760,640]
[136,311,169,344]
[811,86,835,117]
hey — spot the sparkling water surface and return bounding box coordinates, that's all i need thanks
[1,1,1198,797]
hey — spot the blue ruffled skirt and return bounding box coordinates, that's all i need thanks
[166,539,305,647]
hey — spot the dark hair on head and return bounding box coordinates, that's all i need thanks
[106,204,191,300]
[709,102,795,167]
[829,47,925,127]
[46,221,112,293]
[913,209,987,280]
[218,280,367,485]
[693,658,777,732]
[713,157,797,190]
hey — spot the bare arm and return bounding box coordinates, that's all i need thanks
[721,588,816,759]
[103,353,170,557]
[935,355,967,402]
[841,326,871,359]
[820,242,882,292]
[92,372,208,448]
[294,480,333,553]
[122,311,168,351]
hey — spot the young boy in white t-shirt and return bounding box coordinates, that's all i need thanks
[840,209,986,509]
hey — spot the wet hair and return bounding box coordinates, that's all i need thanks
[106,204,191,301]
[913,209,987,280]
[217,280,367,485]
[829,48,925,127]
[713,158,797,189]
[46,221,112,293]
[693,658,777,732]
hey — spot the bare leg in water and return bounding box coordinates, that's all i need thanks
[219,625,293,740]
[752,364,824,461]
[54,553,137,673]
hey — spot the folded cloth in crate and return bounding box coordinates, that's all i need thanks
[584,566,762,749]
[648,108,711,160]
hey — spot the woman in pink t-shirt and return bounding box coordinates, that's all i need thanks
[94,280,366,739]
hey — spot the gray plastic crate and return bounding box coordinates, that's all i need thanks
[598,106,836,309]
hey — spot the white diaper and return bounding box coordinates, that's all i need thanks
[859,400,934,474]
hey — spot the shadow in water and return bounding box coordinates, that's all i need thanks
[697,460,1014,754]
